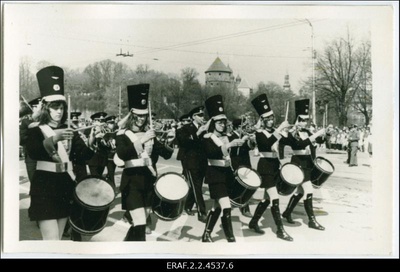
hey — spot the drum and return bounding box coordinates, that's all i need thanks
[311,157,335,188]
[152,172,189,221]
[69,176,115,235]
[230,167,261,208]
[277,163,304,196]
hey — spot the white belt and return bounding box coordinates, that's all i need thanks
[36,161,73,173]
[124,158,151,168]
[208,159,231,167]
[259,152,278,158]
[292,150,310,155]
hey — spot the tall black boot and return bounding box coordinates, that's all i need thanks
[202,208,221,242]
[304,194,325,231]
[240,204,252,218]
[124,226,135,241]
[133,225,147,241]
[270,199,293,241]
[248,200,270,234]
[282,193,304,224]
[221,208,236,242]
[146,215,152,234]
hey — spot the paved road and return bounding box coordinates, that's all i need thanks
[19,147,374,247]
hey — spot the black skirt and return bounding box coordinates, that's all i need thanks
[29,195,72,221]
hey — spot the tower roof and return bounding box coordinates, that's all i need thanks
[205,57,232,73]
[238,78,251,89]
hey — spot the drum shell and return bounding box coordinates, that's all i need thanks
[311,157,335,188]
[69,176,115,235]
[152,172,189,221]
[277,163,304,196]
[229,167,261,208]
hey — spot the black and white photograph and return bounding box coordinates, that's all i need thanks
[2,2,398,258]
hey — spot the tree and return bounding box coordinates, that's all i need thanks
[351,41,372,125]
[314,33,364,126]
[19,57,39,101]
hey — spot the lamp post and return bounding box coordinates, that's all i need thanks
[305,19,316,126]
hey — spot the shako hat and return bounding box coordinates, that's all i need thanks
[36,66,65,102]
[294,99,310,122]
[205,95,227,121]
[127,84,150,115]
[251,93,273,118]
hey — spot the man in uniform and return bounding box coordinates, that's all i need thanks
[176,113,191,176]
[178,106,208,222]
[103,115,118,188]
[86,112,108,177]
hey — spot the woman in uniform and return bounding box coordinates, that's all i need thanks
[201,95,245,243]
[26,66,94,240]
[116,84,174,241]
[247,93,293,241]
[280,99,326,231]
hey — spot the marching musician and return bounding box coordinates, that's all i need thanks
[229,118,256,218]
[201,95,245,243]
[20,97,41,183]
[69,111,94,182]
[25,66,94,240]
[176,113,191,176]
[247,94,293,241]
[178,106,208,223]
[280,99,326,231]
[103,115,118,188]
[86,112,108,177]
[116,84,174,241]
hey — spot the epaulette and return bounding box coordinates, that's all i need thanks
[28,122,39,129]
[203,133,212,138]
[256,129,263,133]
[226,133,232,137]
[116,129,126,136]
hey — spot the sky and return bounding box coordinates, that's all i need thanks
[8,2,372,93]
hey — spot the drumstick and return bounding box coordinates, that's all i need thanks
[21,95,33,111]
[285,101,289,121]
[67,94,71,152]
[237,115,244,155]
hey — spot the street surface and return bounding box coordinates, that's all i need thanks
[19,147,375,248]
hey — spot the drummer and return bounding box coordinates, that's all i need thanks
[201,95,245,243]
[248,93,293,241]
[25,66,94,240]
[280,99,326,230]
[229,118,256,218]
[115,84,174,241]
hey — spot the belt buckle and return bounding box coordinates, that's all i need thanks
[143,158,150,166]
[57,163,65,172]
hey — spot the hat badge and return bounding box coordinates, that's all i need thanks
[53,84,60,91]
[264,105,268,109]
[305,109,308,113]
[141,99,146,105]
[219,107,223,112]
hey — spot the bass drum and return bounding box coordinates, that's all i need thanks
[152,172,189,221]
[277,163,304,196]
[69,176,115,235]
[229,166,261,208]
[311,157,335,188]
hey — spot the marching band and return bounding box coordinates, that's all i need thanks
[21,65,336,242]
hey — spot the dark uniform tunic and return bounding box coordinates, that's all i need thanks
[203,134,234,200]
[280,129,319,182]
[20,116,37,182]
[228,131,253,170]
[116,129,173,210]
[26,124,94,221]
[254,129,281,189]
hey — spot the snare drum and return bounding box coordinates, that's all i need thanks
[277,163,304,196]
[311,157,335,188]
[69,176,115,235]
[152,172,189,221]
[229,167,261,208]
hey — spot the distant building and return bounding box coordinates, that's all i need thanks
[237,77,253,97]
[205,57,235,87]
[283,74,291,92]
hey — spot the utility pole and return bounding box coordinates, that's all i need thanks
[119,85,121,120]
[305,19,316,126]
